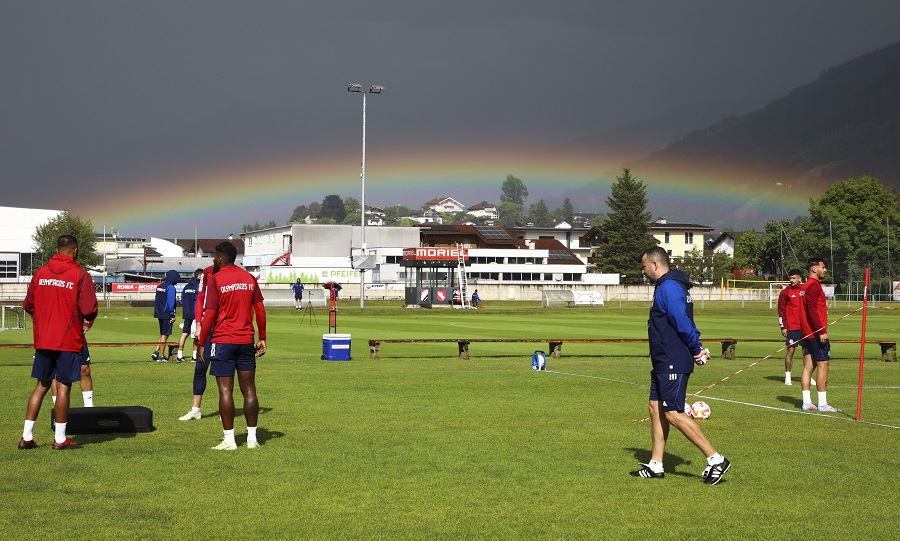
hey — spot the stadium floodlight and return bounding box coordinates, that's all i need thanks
[346,82,384,309]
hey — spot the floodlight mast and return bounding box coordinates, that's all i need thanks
[347,83,383,308]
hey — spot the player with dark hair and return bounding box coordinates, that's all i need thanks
[777,269,804,385]
[176,268,202,363]
[198,242,267,449]
[799,258,838,412]
[20,234,98,450]
[630,246,730,484]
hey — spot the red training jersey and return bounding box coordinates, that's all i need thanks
[23,253,98,352]
[777,284,802,331]
[799,277,828,336]
[199,265,266,345]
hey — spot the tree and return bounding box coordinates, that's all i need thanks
[319,195,346,223]
[384,204,415,226]
[500,174,528,207]
[526,199,551,227]
[594,169,653,284]
[795,176,900,286]
[343,195,361,225]
[561,197,575,224]
[497,201,523,228]
[31,210,101,272]
[241,220,277,233]
[733,229,763,273]
[676,247,734,284]
[289,204,309,224]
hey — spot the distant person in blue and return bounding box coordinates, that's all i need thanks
[472,289,481,308]
[151,270,179,362]
[629,246,731,485]
[292,279,305,310]
[176,268,202,362]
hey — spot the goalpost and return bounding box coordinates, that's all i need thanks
[1,305,26,331]
[768,282,790,309]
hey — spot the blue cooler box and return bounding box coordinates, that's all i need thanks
[322,333,351,361]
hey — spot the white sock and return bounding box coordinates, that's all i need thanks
[191,407,201,414]
[707,452,724,465]
[55,422,67,444]
[83,391,93,407]
[818,391,828,406]
[647,460,664,473]
[192,352,197,360]
[785,371,791,380]
[23,420,36,441]
[802,390,812,404]
[247,426,258,443]
[52,395,57,405]
[223,429,236,445]
[177,349,183,358]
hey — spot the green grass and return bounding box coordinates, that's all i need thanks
[1,301,898,540]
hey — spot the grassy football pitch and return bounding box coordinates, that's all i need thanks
[1,301,898,540]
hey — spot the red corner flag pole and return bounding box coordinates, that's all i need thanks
[856,267,870,421]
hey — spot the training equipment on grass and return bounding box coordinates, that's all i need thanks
[52,406,155,434]
[531,350,546,370]
[691,401,711,420]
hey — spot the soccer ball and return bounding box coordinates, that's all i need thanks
[690,401,711,420]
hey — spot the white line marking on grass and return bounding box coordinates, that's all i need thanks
[694,394,900,430]
[543,370,642,387]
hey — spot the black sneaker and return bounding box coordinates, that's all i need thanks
[704,457,731,485]
[629,463,664,478]
[52,438,83,450]
[150,351,160,362]
[18,439,38,450]
[175,357,186,363]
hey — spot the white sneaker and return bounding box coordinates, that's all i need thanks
[246,440,261,449]
[211,441,237,451]
[179,410,201,421]
[784,378,792,386]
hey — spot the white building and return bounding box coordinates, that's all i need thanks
[0,206,62,282]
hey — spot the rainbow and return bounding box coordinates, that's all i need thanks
[72,144,822,237]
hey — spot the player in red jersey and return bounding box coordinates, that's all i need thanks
[20,235,98,450]
[198,242,267,450]
[798,258,838,412]
[777,269,804,385]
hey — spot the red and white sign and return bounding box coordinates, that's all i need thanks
[112,282,161,293]
[402,247,468,261]
[436,289,447,302]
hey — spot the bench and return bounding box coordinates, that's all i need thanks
[368,338,738,360]
[717,339,896,362]
[0,342,182,362]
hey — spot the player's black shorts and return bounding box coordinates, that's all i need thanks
[802,337,831,361]
[785,330,802,347]
[649,371,690,413]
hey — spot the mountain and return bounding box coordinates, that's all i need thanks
[635,42,900,189]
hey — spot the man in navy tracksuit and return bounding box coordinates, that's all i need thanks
[176,269,202,363]
[151,270,180,362]
[630,246,731,485]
